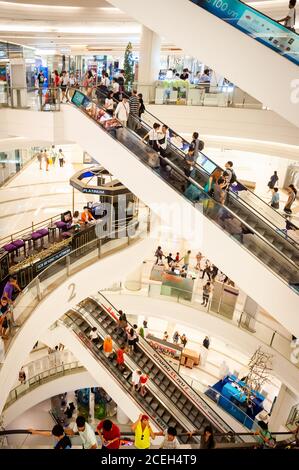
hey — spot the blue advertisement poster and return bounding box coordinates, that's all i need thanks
[190,0,299,66]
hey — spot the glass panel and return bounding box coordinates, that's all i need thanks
[190,0,299,66]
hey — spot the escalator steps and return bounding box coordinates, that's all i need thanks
[160,383,167,392]
[179,396,187,406]
[145,395,153,404]
[190,408,199,417]
[151,401,159,411]
[163,413,171,424]
[156,407,165,417]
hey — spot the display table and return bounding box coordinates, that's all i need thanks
[181,348,200,368]
[222,382,247,403]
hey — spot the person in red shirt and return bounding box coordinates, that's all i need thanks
[116,346,126,372]
[97,419,121,449]
[140,373,148,397]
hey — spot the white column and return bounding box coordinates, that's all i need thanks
[117,406,130,424]
[9,58,27,108]
[137,25,161,103]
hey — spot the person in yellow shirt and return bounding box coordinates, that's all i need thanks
[131,414,155,449]
[103,335,113,357]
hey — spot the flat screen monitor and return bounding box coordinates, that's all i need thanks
[71,90,85,107]
[197,155,217,175]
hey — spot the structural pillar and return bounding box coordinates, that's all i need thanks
[9,58,27,108]
[137,25,161,103]
[124,264,143,291]
[240,296,259,333]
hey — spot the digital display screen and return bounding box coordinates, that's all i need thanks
[197,155,217,175]
[71,90,86,107]
[190,0,299,66]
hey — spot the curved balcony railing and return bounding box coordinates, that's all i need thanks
[1,208,150,361]
[101,281,299,370]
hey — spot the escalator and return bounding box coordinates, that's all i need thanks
[65,88,299,334]
[61,298,246,444]
[108,0,299,127]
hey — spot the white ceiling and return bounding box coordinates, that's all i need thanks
[0,0,294,56]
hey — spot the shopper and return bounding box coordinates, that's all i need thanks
[138,93,145,118]
[155,246,164,265]
[44,149,49,171]
[81,206,95,224]
[139,373,148,397]
[195,252,203,270]
[58,148,65,167]
[18,367,26,384]
[60,71,69,103]
[67,416,97,449]
[190,131,204,159]
[36,149,44,170]
[2,276,21,304]
[29,424,72,449]
[163,331,169,341]
[132,414,155,449]
[182,250,191,271]
[50,145,57,166]
[103,335,113,356]
[180,334,188,347]
[142,122,161,152]
[224,161,237,187]
[203,336,210,349]
[127,327,138,354]
[116,345,126,372]
[132,369,142,391]
[180,68,189,81]
[112,78,120,100]
[116,310,127,336]
[97,419,121,449]
[128,90,140,131]
[104,91,114,116]
[0,312,9,338]
[278,0,297,31]
[202,282,211,307]
[200,425,215,449]
[267,171,279,191]
[139,320,148,338]
[164,253,174,267]
[157,124,170,158]
[270,188,280,209]
[284,184,297,215]
[175,252,180,263]
[173,331,180,344]
[115,96,130,127]
[156,427,179,449]
[89,327,100,344]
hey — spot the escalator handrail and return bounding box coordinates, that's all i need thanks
[60,313,171,434]
[70,94,299,282]
[82,85,299,245]
[94,292,240,435]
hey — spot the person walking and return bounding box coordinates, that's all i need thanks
[50,145,57,166]
[37,149,43,170]
[180,333,188,347]
[202,282,212,307]
[44,149,50,171]
[115,96,130,127]
[58,148,65,167]
[182,250,191,271]
[155,246,164,265]
[173,331,180,344]
[270,188,280,209]
[284,184,297,215]
[128,90,140,131]
[267,171,279,192]
[18,367,26,384]
[132,414,155,449]
[201,260,212,280]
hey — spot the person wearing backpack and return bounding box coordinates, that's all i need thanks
[190,132,204,160]
[224,161,237,186]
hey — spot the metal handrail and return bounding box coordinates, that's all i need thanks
[87,84,299,239]
[95,293,242,435]
[69,89,299,289]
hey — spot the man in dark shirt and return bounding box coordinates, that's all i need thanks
[29,424,72,449]
[128,90,140,132]
[203,336,210,349]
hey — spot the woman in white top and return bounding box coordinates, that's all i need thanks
[142,122,161,152]
[278,0,296,31]
[104,91,114,116]
[115,97,130,127]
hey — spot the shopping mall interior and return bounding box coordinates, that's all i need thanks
[0,0,299,452]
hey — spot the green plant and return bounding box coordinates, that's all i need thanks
[124,41,134,90]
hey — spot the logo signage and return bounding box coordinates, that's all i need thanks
[35,246,72,272]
